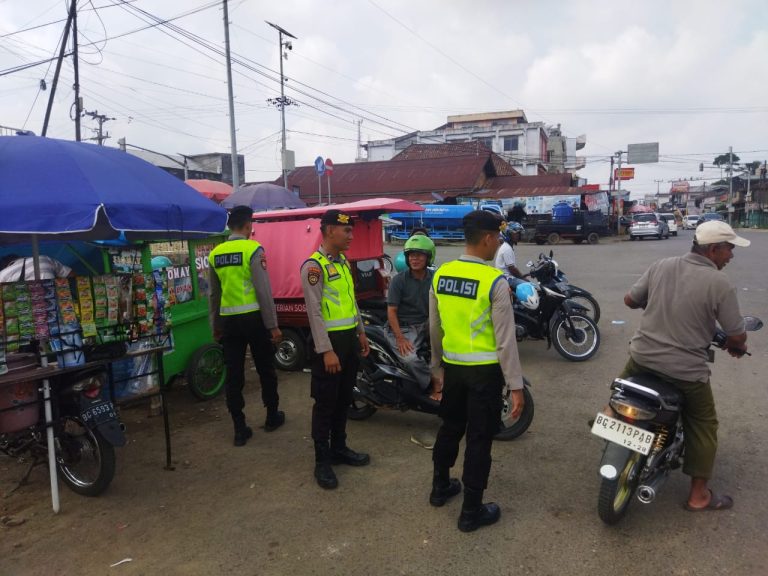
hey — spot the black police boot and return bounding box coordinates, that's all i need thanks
[264,408,285,432]
[330,438,370,466]
[458,487,501,533]
[233,426,253,447]
[314,442,338,490]
[429,466,462,507]
[232,413,252,447]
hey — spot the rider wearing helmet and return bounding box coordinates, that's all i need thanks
[387,234,436,395]
[494,221,525,279]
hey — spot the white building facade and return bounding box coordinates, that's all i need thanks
[365,110,585,176]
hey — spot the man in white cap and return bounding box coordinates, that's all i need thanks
[622,220,750,512]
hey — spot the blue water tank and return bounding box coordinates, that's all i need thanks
[552,201,575,224]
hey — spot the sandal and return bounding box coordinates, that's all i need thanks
[684,490,734,512]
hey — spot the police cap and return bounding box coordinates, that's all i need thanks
[321,209,352,226]
[463,209,504,233]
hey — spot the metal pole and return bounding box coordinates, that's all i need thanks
[318,174,321,205]
[327,173,331,204]
[72,2,81,142]
[727,146,733,225]
[222,0,240,189]
[615,151,623,235]
[42,0,75,136]
[278,30,288,189]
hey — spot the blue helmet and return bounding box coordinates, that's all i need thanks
[515,282,539,310]
[502,221,524,243]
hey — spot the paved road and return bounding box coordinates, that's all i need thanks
[2,230,766,576]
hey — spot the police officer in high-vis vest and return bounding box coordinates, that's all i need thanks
[300,209,371,489]
[428,210,525,532]
[209,205,285,447]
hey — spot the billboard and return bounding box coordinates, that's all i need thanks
[614,167,635,180]
[627,142,659,164]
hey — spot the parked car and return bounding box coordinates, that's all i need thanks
[629,212,670,241]
[696,212,724,227]
[659,213,679,236]
[682,214,700,229]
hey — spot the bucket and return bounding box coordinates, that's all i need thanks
[0,353,40,433]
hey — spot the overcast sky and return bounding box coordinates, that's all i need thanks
[2,0,767,198]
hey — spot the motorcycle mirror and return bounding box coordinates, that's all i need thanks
[549,250,554,258]
[744,316,764,332]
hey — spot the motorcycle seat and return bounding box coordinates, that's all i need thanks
[618,373,683,407]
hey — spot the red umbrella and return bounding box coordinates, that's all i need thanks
[627,203,653,214]
[185,179,232,203]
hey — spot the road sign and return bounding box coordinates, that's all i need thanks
[314,156,325,176]
[325,158,334,174]
[627,143,659,164]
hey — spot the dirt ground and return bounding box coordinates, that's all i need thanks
[2,235,768,576]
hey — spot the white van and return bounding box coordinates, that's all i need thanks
[659,213,678,236]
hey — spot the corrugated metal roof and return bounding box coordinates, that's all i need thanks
[476,186,582,198]
[284,155,493,204]
[486,174,572,189]
[392,142,519,176]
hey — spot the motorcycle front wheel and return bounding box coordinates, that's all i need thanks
[552,314,600,361]
[57,416,116,497]
[495,381,534,441]
[598,449,644,525]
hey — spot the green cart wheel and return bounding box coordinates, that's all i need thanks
[186,343,226,401]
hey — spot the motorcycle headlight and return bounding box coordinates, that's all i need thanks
[609,399,656,421]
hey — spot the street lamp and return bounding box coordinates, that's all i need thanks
[266,21,297,189]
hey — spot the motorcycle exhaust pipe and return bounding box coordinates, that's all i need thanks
[637,472,668,504]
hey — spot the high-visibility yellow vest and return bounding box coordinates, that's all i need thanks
[209,239,261,316]
[307,250,358,332]
[433,259,504,365]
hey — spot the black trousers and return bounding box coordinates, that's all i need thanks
[220,311,278,430]
[433,363,504,491]
[310,328,359,445]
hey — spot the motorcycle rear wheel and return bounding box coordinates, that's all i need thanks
[598,450,643,525]
[495,382,534,441]
[57,416,116,497]
[568,290,601,324]
[552,314,600,361]
[348,372,377,420]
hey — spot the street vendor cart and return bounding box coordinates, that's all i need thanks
[251,198,423,371]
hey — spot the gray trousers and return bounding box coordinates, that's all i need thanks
[386,321,431,390]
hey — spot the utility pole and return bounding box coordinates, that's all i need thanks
[42,0,76,136]
[615,150,625,235]
[222,0,240,189]
[266,21,298,189]
[72,2,81,141]
[356,119,363,161]
[83,110,114,145]
[727,145,734,225]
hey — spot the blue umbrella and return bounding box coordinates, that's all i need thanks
[221,182,306,211]
[0,135,227,243]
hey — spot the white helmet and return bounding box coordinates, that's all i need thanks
[515,282,540,310]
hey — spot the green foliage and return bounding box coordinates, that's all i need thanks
[713,153,741,167]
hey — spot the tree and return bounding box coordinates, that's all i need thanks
[745,160,761,173]
[713,153,740,167]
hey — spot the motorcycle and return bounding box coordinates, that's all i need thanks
[349,312,535,441]
[513,281,600,362]
[0,357,126,497]
[591,316,763,525]
[526,251,601,324]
